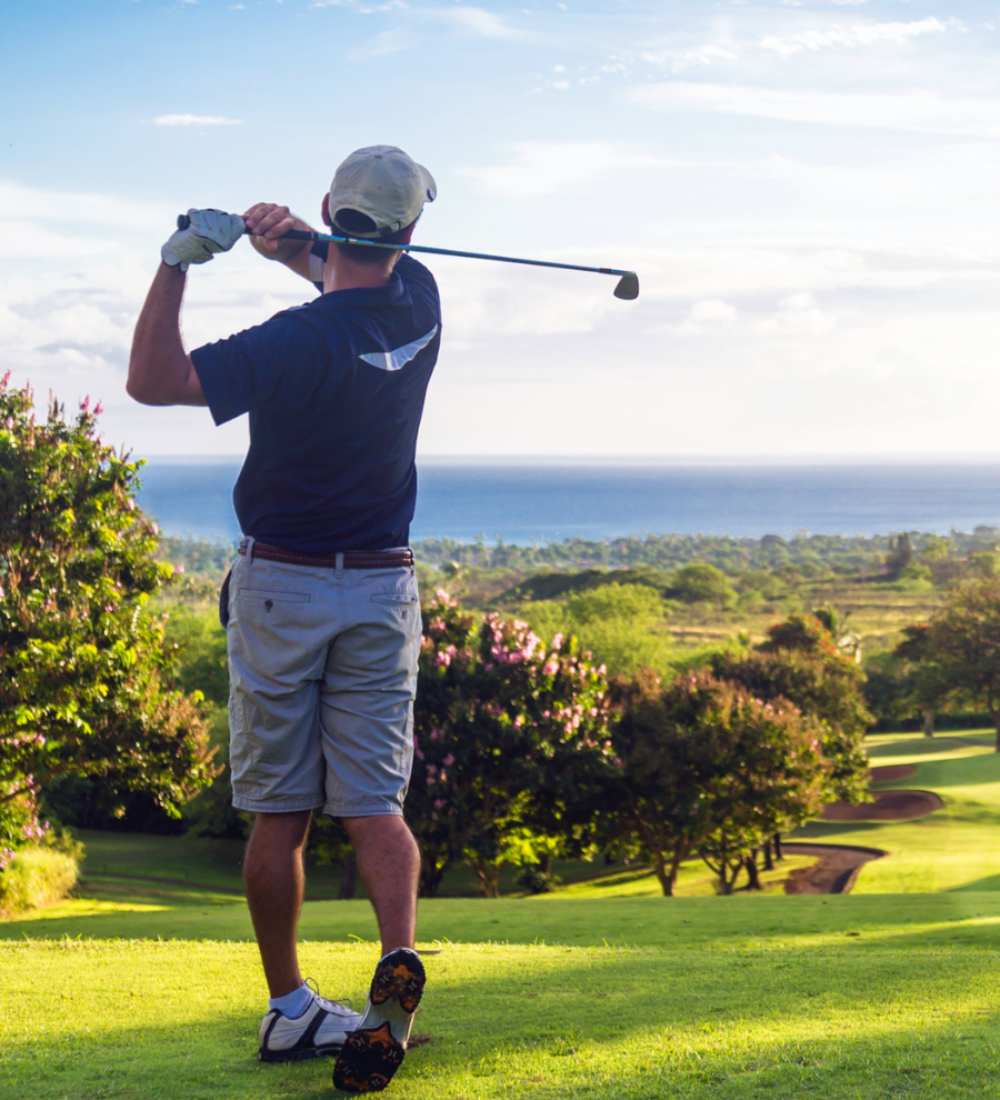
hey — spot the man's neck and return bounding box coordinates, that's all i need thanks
[323,256,396,294]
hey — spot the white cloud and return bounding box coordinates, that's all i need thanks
[349,28,415,58]
[462,142,615,197]
[628,82,1000,140]
[760,17,952,57]
[428,6,522,39]
[664,298,739,336]
[462,141,666,198]
[0,180,172,232]
[641,42,740,71]
[757,292,835,336]
[152,114,243,127]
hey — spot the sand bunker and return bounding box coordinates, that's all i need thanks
[821,788,943,822]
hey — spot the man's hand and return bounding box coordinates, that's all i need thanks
[161,208,245,272]
[244,203,314,264]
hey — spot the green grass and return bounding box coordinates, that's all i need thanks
[7,729,1000,1098]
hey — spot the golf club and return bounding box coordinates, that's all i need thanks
[176,214,639,300]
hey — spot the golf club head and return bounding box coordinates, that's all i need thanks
[614,272,639,300]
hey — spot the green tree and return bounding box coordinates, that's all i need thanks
[0,377,217,857]
[885,533,914,580]
[607,672,825,896]
[522,583,672,676]
[412,591,612,897]
[666,562,736,607]
[927,578,1000,751]
[892,623,953,737]
[713,613,870,803]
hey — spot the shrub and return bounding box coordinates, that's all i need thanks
[0,843,82,916]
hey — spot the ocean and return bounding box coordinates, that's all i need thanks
[135,459,1000,546]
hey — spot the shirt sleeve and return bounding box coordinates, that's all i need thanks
[191,310,322,426]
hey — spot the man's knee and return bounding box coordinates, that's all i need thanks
[343,814,418,853]
[246,810,312,861]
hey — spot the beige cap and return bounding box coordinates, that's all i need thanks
[328,145,437,238]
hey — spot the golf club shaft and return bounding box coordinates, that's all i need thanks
[175,214,638,288]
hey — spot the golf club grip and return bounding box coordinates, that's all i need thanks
[175,213,313,242]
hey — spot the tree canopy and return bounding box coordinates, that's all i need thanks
[0,377,217,858]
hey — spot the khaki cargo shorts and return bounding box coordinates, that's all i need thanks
[222,546,422,818]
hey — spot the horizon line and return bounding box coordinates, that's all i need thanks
[140,452,1000,465]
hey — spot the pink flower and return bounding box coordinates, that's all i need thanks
[93,401,104,415]
[433,799,445,810]
[552,633,564,650]
[443,753,455,767]
[435,651,452,669]
[543,658,559,676]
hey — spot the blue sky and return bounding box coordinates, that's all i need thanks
[3,0,1000,457]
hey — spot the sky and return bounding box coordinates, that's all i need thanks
[3,0,1000,459]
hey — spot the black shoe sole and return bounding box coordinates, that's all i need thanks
[259,1043,342,1063]
[333,950,426,1093]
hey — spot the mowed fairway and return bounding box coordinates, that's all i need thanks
[5,731,1000,1099]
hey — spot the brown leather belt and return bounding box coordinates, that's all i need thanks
[239,538,414,570]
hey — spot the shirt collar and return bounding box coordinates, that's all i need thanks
[318,270,406,308]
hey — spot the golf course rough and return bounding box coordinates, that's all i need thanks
[4,730,1000,1098]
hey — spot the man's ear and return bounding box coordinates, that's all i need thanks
[320,194,332,228]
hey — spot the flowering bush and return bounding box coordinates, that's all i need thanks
[410,591,614,896]
[0,376,218,872]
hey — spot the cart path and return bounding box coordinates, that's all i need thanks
[783,843,888,894]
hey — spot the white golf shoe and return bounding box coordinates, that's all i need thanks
[258,983,363,1063]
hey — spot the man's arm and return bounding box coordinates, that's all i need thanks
[127,264,205,406]
[244,203,318,284]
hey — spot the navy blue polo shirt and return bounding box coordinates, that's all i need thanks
[191,246,441,552]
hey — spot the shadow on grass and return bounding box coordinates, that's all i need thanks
[4,938,1000,1099]
[9,890,1000,954]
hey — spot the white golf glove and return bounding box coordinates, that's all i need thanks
[161,208,245,272]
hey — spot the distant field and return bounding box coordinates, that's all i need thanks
[662,578,940,653]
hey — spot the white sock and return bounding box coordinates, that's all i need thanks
[269,983,312,1019]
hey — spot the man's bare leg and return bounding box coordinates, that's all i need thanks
[244,810,312,997]
[343,815,420,954]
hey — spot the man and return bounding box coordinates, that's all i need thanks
[127,145,440,1094]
